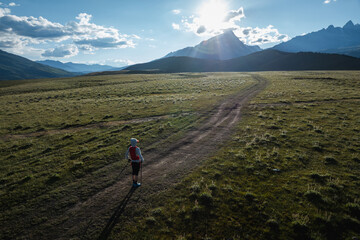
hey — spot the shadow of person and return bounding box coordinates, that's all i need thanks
[97,186,137,240]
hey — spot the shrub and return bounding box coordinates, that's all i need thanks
[310,173,330,183]
[245,192,256,201]
[151,208,163,216]
[46,174,61,184]
[199,192,213,206]
[190,183,200,193]
[324,156,337,165]
[304,190,324,205]
[346,203,360,218]
[266,219,279,231]
[145,217,157,225]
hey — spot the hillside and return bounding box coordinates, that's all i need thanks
[164,30,261,60]
[126,50,360,72]
[0,50,74,80]
[273,20,360,58]
[36,60,122,74]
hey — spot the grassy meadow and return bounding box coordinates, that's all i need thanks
[0,71,359,240]
[111,71,360,240]
[0,73,255,238]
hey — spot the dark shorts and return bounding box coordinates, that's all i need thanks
[132,162,141,176]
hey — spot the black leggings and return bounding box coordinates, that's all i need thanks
[132,162,141,176]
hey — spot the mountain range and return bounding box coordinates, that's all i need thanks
[273,20,360,58]
[0,50,74,81]
[164,30,261,60]
[1,20,360,80]
[125,50,360,73]
[36,60,123,74]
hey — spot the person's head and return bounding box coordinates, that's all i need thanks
[130,138,139,147]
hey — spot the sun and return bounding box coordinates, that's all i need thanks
[198,0,228,29]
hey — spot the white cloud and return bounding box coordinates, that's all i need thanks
[176,6,289,46]
[172,23,180,30]
[42,44,79,58]
[8,2,19,7]
[0,11,139,58]
[324,0,337,3]
[99,58,135,67]
[181,7,245,36]
[224,7,244,23]
[0,7,10,17]
[172,9,181,15]
[234,25,290,45]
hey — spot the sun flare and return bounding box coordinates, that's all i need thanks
[198,0,228,29]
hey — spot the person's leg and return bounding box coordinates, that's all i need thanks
[132,163,140,186]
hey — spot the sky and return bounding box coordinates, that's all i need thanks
[0,0,359,66]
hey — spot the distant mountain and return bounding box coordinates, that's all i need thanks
[36,60,122,74]
[126,49,360,72]
[164,30,261,60]
[0,49,74,81]
[273,20,360,58]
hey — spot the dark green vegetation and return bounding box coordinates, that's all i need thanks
[0,49,74,80]
[112,71,360,240]
[126,50,360,73]
[0,73,254,239]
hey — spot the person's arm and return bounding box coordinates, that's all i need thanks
[136,148,144,162]
[125,147,129,160]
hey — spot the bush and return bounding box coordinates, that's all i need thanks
[266,219,279,231]
[145,217,157,225]
[346,203,360,218]
[324,156,337,165]
[245,192,256,201]
[199,192,213,206]
[304,190,324,205]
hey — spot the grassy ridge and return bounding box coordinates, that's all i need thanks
[0,73,254,238]
[113,71,360,240]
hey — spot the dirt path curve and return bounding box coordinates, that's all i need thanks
[39,74,268,240]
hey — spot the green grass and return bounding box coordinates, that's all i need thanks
[0,72,254,239]
[111,71,360,240]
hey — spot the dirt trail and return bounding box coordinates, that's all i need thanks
[31,74,268,239]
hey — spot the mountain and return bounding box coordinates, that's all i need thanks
[36,60,122,74]
[126,49,360,72]
[273,20,360,58]
[164,30,261,60]
[0,49,75,81]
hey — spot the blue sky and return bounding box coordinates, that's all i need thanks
[0,0,359,66]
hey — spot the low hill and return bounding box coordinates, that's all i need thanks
[164,30,261,60]
[126,50,360,72]
[36,60,122,74]
[0,50,74,80]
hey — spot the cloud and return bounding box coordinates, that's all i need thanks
[180,6,245,36]
[0,7,10,17]
[0,11,138,58]
[75,37,133,49]
[224,7,244,22]
[175,6,289,46]
[0,15,70,39]
[9,2,19,7]
[172,9,181,15]
[324,0,337,3]
[234,25,290,45]
[42,44,79,58]
[172,23,180,30]
[196,25,206,34]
